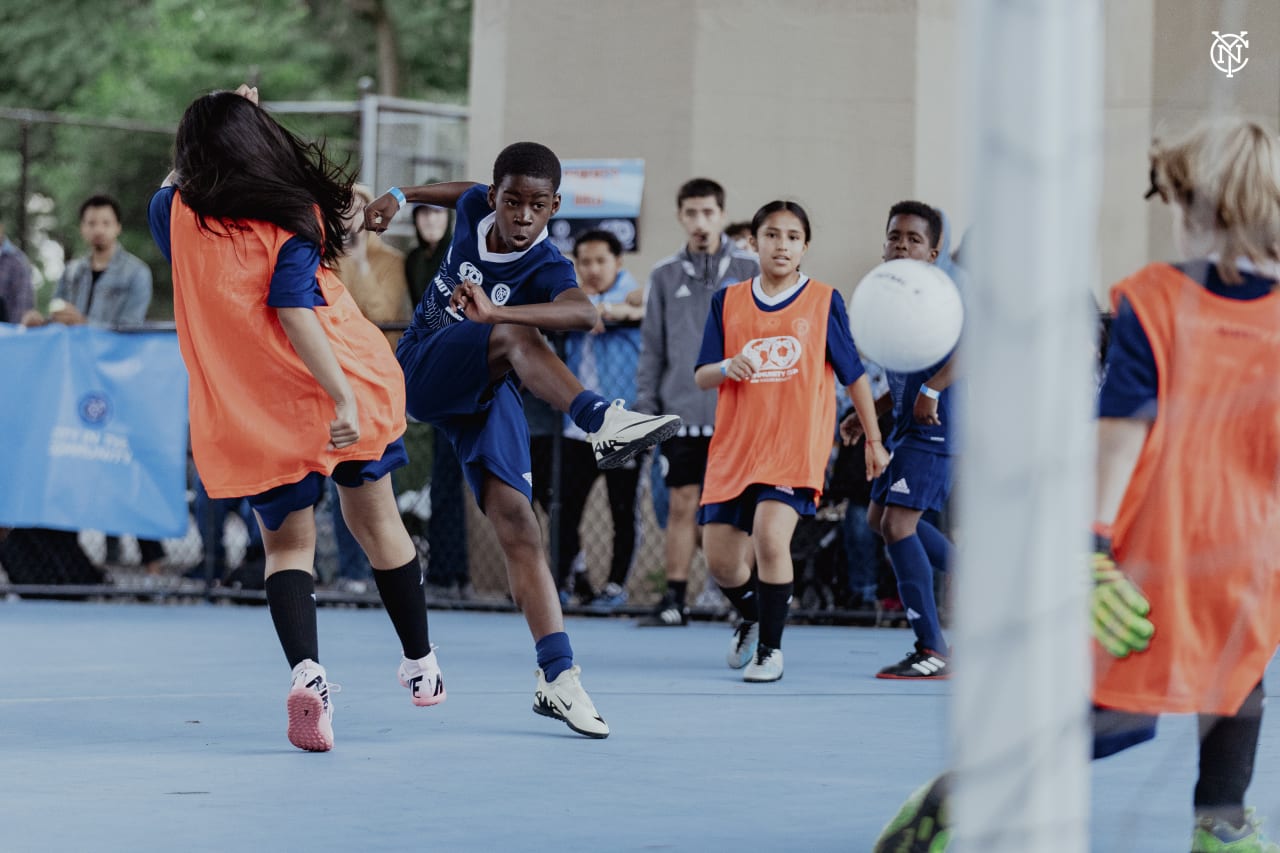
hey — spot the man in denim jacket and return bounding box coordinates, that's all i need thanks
[24,195,151,327]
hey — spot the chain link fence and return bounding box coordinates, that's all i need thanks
[0,319,906,622]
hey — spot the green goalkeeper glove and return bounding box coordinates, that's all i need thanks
[1091,531,1154,659]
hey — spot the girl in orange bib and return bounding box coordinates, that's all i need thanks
[693,201,889,682]
[148,85,445,753]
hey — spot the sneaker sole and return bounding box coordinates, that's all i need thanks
[596,418,682,469]
[286,688,333,752]
[743,668,783,683]
[875,671,951,680]
[532,701,610,739]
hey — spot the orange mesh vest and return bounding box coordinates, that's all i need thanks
[168,192,406,499]
[1094,262,1280,716]
[701,279,837,506]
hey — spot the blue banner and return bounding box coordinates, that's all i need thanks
[0,324,189,537]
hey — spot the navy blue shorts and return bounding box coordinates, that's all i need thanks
[247,438,408,531]
[869,447,952,513]
[397,323,533,505]
[697,484,816,534]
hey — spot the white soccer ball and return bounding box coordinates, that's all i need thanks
[848,259,963,372]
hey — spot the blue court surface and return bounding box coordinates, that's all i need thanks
[1,601,1278,852]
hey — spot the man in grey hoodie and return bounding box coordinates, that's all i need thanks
[634,178,759,626]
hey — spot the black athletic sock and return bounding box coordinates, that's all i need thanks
[757,580,794,649]
[1194,682,1264,826]
[720,578,759,623]
[668,579,688,609]
[265,570,319,669]
[373,558,432,660]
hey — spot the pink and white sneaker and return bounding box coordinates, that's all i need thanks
[286,659,337,752]
[397,648,446,707]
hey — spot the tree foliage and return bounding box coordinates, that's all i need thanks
[0,0,471,317]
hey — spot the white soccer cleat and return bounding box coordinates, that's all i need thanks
[533,666,610,738]
[586,400,682,469]
[727,620,760,669]
[286,659,337,752]
[743,645,784,683]
[397,648,447,707]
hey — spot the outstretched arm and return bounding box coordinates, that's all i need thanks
[364,182,481,233]
[277,307,360,449]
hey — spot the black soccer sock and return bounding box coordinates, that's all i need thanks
[373,558,432,660]
[720,578,759,623]
[668,579,688,609]
[265,570,319,669]
[757,580,794,649]
[1194,681,1265,826]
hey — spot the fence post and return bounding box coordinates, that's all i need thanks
[17,121,30,254]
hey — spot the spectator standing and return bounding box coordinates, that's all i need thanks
[551,230,646,609]
[634,178,758,626]
[0,213,33,324]
[24,195,163,580]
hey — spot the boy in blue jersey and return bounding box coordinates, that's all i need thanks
[364,142,681,738]
[841,201,958,680]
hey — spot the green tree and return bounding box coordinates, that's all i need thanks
[0,0,471,318]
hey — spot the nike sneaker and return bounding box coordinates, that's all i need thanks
[586,400,681,469]
[286,659,337,752]
[397,647,446,707]
[533,665,609,738]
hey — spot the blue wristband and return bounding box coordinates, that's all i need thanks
[387,186,406,207]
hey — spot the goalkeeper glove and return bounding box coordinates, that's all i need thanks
[1091,529,1154,659]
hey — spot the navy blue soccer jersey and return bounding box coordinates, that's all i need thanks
[406,184,578,337]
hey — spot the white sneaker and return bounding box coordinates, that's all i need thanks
[727,620,759,669]
[586,400,682,469]
[286,659,338,752]
[533,666,610,738]
[397,648,446,707]
[743,645,784,683]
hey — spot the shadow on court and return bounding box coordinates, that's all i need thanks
[0,601,1276,851]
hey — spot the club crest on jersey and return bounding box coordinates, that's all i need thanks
[459,262,483,286]
[490,283,511,305]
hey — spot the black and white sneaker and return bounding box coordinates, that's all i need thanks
[637,592,688,627]
[586,400,681,469]
[876,642,951,680]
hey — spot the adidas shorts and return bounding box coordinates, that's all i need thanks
[870,447,951,513]
[696,484,816,534]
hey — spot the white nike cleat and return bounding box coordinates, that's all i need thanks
[286,659,338,752]
[586,400,682,469]
[397,647,446,707]
[533,666,610,738]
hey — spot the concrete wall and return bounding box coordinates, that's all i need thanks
[470,0,1280,298]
